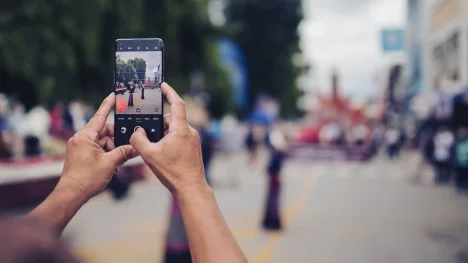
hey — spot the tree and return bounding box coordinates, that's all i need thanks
[128,58,146,82]
[224,0,304,116]
[0,0,232,119]
[116,58,137,84]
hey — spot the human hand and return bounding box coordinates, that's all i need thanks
[58,93,137,202]
[130,82,206,194]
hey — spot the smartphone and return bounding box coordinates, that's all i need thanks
[114,38,164,146]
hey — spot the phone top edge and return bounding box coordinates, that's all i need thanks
[116,38,163,42]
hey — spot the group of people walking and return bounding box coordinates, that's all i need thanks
[125,81,145,107]
[422,123,468,192]
[416,88,468,192]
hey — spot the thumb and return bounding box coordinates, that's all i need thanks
[106,145,136,166]
[130,127,152,155]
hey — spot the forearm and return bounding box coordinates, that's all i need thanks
[26,179,87,235]
[175,182,247,263]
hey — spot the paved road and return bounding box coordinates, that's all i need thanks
[116,88,162,114]
[64,150,468,263]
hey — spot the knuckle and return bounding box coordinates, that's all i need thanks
[175,99,186,109]
[178,128,191,138]
[67,137,74,146]
[93,112,103,121]
[101,97,111,106]
[118,147,129,163]
[192,129,200,140]
[177,98,186,106]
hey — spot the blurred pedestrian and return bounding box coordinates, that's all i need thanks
[245,125,258,166]
[428,126,455,184]
[262,122,288,231]
[0,95,10,159]
[127,81,135,106]
[0,132,12,159]
[0,94,8,133]
[163,199,192,263]
[50,102,66,139]
[141,85,145,99]
[455,128,468,193]
[200,126,216,186]
[8,101,28,157]
[69,101,87,132]
[385,127,400,159]
[63,105,74,138]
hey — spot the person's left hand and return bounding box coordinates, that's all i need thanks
[57,93,137,202]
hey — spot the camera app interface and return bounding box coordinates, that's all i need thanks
[115,46,163,145]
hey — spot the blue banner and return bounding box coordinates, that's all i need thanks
[381,29,405,52]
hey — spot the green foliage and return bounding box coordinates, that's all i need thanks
[115,58,137,83]
[127,58,146,81]
[225,0,303,116]
[0,0,232,118]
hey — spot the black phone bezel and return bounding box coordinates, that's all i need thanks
[113,38,164,146]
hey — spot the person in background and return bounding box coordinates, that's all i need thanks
[262,121,288,231]
[245,125,259,166]
[163,195,192,263]
[455,127,468,193]
[0,94,8,133]
[428,126,455,184]
[69,101,87,132]
[0,132,12,159]
[62,104,74,139]
[385,126,400,160]
[25,105,51,157]
[141,84,145,100]
[8,101,28,158]
[1,83,247,263]
[127,81,135,106]
[0,94,11,159]
[50,102,66,139]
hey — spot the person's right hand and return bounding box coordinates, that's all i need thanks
[130,82,206,194]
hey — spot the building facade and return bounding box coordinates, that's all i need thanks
[422,0,468,92]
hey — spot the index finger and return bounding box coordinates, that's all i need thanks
[86,93,115,132]
[161,83,187,128]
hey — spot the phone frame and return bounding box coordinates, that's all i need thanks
[113,38,164,146]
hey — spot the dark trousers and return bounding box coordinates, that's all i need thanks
[456,167,468,190]
[434,163,451,184]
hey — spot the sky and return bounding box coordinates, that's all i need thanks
[299,0,407,100]
[116,51,162,78]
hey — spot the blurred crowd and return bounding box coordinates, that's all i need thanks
[0,94,95,160]
[410,86,468,193]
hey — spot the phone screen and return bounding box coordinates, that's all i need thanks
[114,39,164,146]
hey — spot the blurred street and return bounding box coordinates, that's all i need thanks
[116,88,162,114]
[66,150,468,263]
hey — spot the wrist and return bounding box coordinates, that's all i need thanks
[27,178,87,233]
[55,176,90,206]
[173,179,212,204]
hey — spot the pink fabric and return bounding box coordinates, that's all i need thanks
[166,242,190,252]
